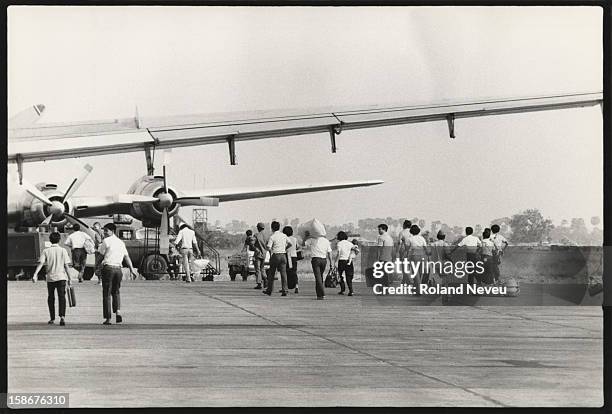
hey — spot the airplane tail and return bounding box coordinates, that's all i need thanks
[9,104,46,128]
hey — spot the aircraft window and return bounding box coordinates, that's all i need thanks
[119,230,133,240]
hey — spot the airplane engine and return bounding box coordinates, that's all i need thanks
[127,176,180,225]
[21,183,73,229]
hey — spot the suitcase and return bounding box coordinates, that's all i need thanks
[66,284,77,307]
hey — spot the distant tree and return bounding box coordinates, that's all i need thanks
[475,224,483,237]
[591,216,600,227]
[569,218,589,244]
[430,220,441,236]
[509,209,553,243]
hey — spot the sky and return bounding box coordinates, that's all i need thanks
[7,6,603,228]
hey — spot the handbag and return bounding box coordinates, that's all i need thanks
[66,283,76,307]
[324,267,338,288]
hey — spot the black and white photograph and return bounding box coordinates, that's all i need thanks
[5,5,607,408]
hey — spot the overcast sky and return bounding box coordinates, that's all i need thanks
[7,6,603,228]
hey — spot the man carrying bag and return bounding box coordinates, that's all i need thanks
[33,232,73,326]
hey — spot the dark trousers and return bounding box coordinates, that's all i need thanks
[337,260,354,293]
[47,280,66,320]
[482,255,494,284]
[102,265,122,319]
[254,256,266,285]
[311,257,327,298]
[286,257,298,287]
[490,255,501,282]
[94,252,104,276]
[267,253,288,293]
[466,252,480,284]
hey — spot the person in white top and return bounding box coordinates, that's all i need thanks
[405,225,428,288]
[264,221,292,296]
[98,223,138,325]
[335,231,359,296]
[398,220,412,259]
[283,226,300,294]
[480,228,496,285]
[490,224,509,284]
[451,227,482,285]
[32,232,72,326]
[64,223,93,283]
[174,224,201,283]
[307,232,333,299]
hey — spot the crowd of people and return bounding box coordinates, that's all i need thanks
[387,220,509,287]
[32,218,510,325]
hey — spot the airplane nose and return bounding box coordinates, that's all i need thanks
[158,193,173,209]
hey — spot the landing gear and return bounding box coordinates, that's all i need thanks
[142,254,169,280]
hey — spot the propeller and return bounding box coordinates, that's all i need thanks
[155,149,217,253]
[41,164,93,226]
[64,213,97,240]
[22,179,53,206]
[158,150,172,254]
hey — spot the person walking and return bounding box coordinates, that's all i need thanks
[92,222,105,284]
[283,226,300,294]
[490,224,509,284]
[307,232,333,300]
[99,223,138,325]
[452,227,482,285]
[263,221,292,296]
[174,223,201,283]
[406,224,428,289]
[64,223,93,283]
[335,231,359,296]
[32,232,72,326]
[398,220,412,284]
[376,224,394,286]
[480,228,496,285]
[252,223,268,290]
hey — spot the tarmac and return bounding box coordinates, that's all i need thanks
[7,279,604,407]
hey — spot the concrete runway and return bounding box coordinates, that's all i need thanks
[7,280,603,407]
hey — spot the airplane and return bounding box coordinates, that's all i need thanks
[7,91,603,254]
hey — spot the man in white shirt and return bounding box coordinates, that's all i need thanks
[264,221,292,296]
[335,231,359,296]
[308,231,333,299]
[376,224,394,286]
[99,223,138,325]
[490,224,509,284]
[174,224,201,283]
[452,227,482,284]
[32,232,72,326]
[64,223,93,283]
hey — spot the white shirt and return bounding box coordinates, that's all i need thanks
[491,233,508,250]
[458,234,482,253]
[267,231,290,254]
[38,244,71,282]
[481,238,495,256]
[65,231,92,249]
[286,236,298,258]
[336,240,355,261]
[99,234,129,266]
[308,237,332,259]
[175,227,197,250]
[399,229,412,246]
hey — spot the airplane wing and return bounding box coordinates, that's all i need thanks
[179,179,384,203]
[8,92,602,164]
